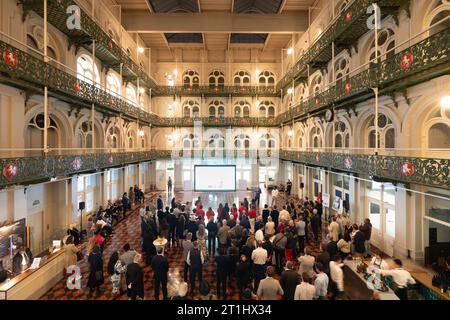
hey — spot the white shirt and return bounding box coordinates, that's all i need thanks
[330,261,344,292]
[252,247,268,265]
[370,257,389,270]
[265,221,275,235]
[294,282,316,300]
[272,189,278,197]
[379,268,416,288]
[255,229,264,243]
[96,219,107,228]
[314,272,329,298]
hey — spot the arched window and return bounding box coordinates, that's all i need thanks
[367,114,395,149]
[208,70,225,88]
[182,133,200,149]
[106,72,121,96]
[26,34,58,61]
[334,56,350,82]
[368,28,395,66]
[183,70,200,88]
[106,126,121,149]
[428,123,450,149]
[26,113,59,154]
[208,134,225,149]
[233,70,251,86]
[259,134,276,149]
[310,126,323,149]
[126,84,137,106]
[334,121,350,148]
[182,100,201,118]
[258,70,276,86]
[234,134,250,149]
[295,84,307,104]
[234,101,251,117]
[76,54,100,85]
[76,121,93,148]
[208,100,225,118]
[310,73,323,95]
[258,101,276,118]
[424,0,450,35]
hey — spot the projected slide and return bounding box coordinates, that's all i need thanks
[194,165,236,191]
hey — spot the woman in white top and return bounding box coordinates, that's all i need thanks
[196,224,208,262]
[294,273,316,300]
[265,216,275,236]
[337,234,351,259]
[370,252,389,270]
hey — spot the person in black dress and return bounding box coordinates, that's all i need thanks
[87,245,104,296]
[214,247,230,299]
[126,254,145,300]
[236,254,251,296]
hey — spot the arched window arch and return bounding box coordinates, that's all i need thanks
[234,101,251,117]
[334,121,350,148]
[76,121,93,148]
[208,100,225,118]
[106,72,121,96]
[183,100,201,118]
[258,101,276,118]
[106,126,122,149]
[208,134,225,149]
[428,123,450,149]
[26,32,58,61]
[126,84,137,106]
[295,84,307,104]
[259,134,276,149]
[258,70,276,87]
[182,133,200,149]
[424,0,450,35]
[127,130,135,149]
[367,28,396,66]
[334,56,350,82]
[208,70,225,88]
[310,126,323,149]
[233,70,251,86]
[183,70,200,88]
[234,134,250,149]
[26,113,59,154]
[367,113,396,149]
[310,73,323,95]
[76,54,100,85]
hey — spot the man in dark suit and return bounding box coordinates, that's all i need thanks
[214,247,230,299]
[280,261,299,300]
[271,206,280,230]
[12,245,33,275]
[151,247,169,300]
[157,195,164,211]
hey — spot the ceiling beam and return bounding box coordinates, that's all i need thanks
[262,34,272,51]
[278,0,287,13]
[122,12,309,33]
[144,0,154,13]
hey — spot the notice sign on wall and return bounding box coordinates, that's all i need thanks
[322,193,330,208]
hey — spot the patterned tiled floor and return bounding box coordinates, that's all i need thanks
[40,191,325,300]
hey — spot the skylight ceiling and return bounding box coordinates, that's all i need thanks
[230,33,268,44]
[148,0,199,13]
[233,0,284,14]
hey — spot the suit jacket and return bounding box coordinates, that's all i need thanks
[157,198,164,210]
[214,255,230,280]
[280,269,299,300]
[12,249,32,274]
[151,254,169,280]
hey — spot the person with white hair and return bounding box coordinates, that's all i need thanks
[171,282,189,300]
[218,219,230,249]
[125,253,144,300]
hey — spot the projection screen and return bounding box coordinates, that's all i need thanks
[194,165,236,191]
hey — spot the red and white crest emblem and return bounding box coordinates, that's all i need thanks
[108,41,113,50]
[315,98,320,105]
[316,43,321,51]
[315,154,320,163]
[214,86,219,93]
[74,81,81,92]
[187,87,193,93]
[344,82,351,93]
[400,54,413,69]
[3,49,18,67]
[401,161,414,177]
[108,156,114,164]
[72,157,83,171]
[344,156,353,169]
[345,11,353,23]
[3,163,17,180]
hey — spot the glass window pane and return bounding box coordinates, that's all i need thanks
[86,192,93,212]
[386,208,395,237]
[369,202,381,229]
[77,177,84,192]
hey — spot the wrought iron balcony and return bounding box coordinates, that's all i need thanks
[153,85,279,97]
[277,0,410,91]
[277,27,450,125]
[0,149,448,189]
[154,116,279,127]
[19,0,158,91]
[0,39,159,124]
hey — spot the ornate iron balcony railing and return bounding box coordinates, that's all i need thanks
[154,117,279,127]
[277,27,450,125]
[0,149,448,189]
[277,0,410,91]
[153,85,279,97]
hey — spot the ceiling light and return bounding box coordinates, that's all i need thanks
[255,69,260,76]
[287,88,293,95]
[173,100,178,107]
[172,131,180,141]
[288,130,294,137]
[441,95,450,108]
[138,130,145,137]
[137,47,145,54]
[173,69,178,76]
[168,104,173,111]
[139,87,145,94]
[287,47,293,55]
